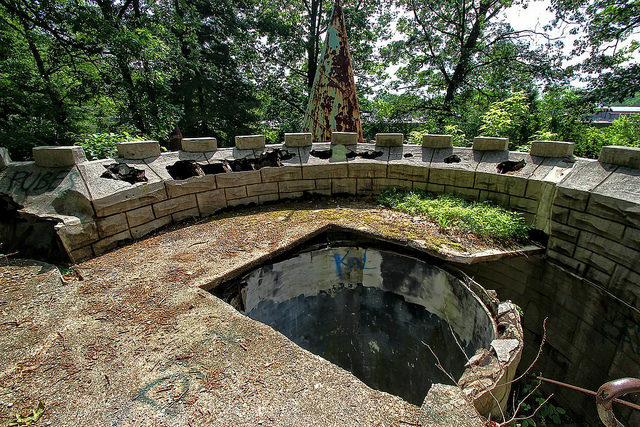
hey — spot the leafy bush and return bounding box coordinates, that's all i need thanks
[574,115,640,158]
[444,124,470,147]
[480,91,536,149]
[75,133,147,160]
[377,189,530,240]
[408,128,430,145]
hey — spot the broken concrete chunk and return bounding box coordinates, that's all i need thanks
[490,339,520,364]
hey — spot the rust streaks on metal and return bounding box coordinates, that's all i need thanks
[304,0,364,143]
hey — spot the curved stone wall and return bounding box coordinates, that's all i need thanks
[1,139,639,423]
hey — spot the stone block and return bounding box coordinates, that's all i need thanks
[69,245,93,263]
[32,146,87,168]
[258,193,280,204]
[588,167,640,228]
[568,210,625,240]
[474,173,527,197]
[0,147,11,170]
[197,189,226,215]
[279,191,304,200]
[284,133,312,147]
[92,180,167,218]
[302,164,348,179]
[599,145,640,169]
[92,229,132,255]
[578,231,640,272]
[172,206,200,223]
[356,178,374,195]
[227,196,259,207]
[509,196,539,214]
[152,194,197,218]
[546,249,585,272]
[429,168,475,188]
[426,183,445,194]
[348,163,387,178]
[332,178,357,195]
[550,221,580,243]
[445,186,479,201]
[96,213,128,238]
[387,164,428,181]
[235,135,265,150]
[547,236,575,257]
[372,178,412,192]
[422,134,452,148]
[574,247,617,274]
[55,220,98,250]
[182,137,217,152]
[246,182,278,197]
[331,132,357,145]
[126,205,155,228]
[117,141,161,160]
[479,190,509,206]
[375,133,403,147]
[278,180,315,193]
[215,170,261,188]
[622,226,640,251]
[315,179,331,191]
[165,175,216,198]
[473,137,508,151]
[130,215,171,239]
[554,160,614,211]
[530,140,574,158]
[261,166,302,182]
[224,186,248,200]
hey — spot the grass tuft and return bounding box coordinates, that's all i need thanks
[377,189,530,241]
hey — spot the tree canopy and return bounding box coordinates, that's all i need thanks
[0,0,637,160]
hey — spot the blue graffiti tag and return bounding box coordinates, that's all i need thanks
[334,249,376,278]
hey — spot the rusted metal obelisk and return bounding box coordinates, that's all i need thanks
[304,0,364,143]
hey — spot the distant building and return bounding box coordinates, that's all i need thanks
[590,106,640,126]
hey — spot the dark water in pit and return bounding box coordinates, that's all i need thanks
[247,285,472,405]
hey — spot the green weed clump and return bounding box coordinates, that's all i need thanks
[377,189,530,241]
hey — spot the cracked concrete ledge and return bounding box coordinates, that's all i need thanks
[0,201,525,426]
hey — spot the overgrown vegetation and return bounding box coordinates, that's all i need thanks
[507,376,572,426]
[75,133,148,161]
[377,189,530,241]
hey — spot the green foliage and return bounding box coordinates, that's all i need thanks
[574,115,640,158]
[8,401,44,426]
[377,189,530,240]
[509,377,570,426]
[444,124,470,147]
[75,133,147,161]
[480,91,536,149]
[408,128,430,145]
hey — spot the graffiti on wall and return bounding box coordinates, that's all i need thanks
[1,169,79,196]
[334,249,376,279]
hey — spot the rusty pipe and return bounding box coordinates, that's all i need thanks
[596,378,640,427]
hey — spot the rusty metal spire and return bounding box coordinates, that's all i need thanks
[304,0,364,143]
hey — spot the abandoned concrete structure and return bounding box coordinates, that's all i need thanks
[0,134,639,425]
